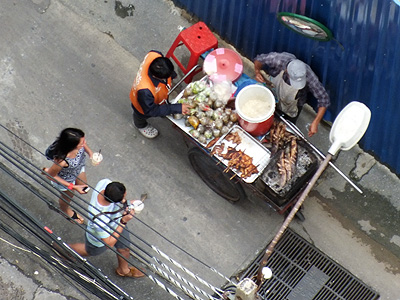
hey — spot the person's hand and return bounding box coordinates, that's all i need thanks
[74,185,89,194]
[308,121,319,137]
[255,70,274,88]
[181,103,192,115]
[255,71,265,83]
[254,60,266,83]
[121,209,134,224]
[308,107,326,137]
[123,201,136,217]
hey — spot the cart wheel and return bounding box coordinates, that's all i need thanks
[188,147,246,203]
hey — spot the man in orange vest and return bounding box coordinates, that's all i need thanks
[130,50,191,138]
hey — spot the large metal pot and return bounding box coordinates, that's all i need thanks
[235,84,275,136]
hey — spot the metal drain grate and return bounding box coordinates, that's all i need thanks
[239,229,379,300]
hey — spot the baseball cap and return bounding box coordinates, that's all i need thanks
[287,59,307,89]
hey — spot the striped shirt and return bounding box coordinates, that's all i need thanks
[86,179,123,247]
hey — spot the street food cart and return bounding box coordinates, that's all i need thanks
[166,49,320,219]
[166,43,373,300]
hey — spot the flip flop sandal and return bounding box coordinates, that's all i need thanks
[69,210,85,225]
[137,125,158,139]
[115,266,145,278]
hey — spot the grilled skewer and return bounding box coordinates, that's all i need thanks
[210,142,225,156]
[206,137,220,149]
[212,131,259,180]
[225,131,242,144]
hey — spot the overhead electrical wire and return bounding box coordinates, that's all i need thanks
[0,189,132,300]
[0,125,231,300]
[0,123,234,300]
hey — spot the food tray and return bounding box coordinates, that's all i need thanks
[167,78,210,146]
[167,77,238,147]
[254,140,319,206]
[210,125,271,183]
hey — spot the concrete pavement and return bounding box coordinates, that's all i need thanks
[0,0,399,299]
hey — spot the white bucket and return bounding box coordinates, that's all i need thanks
[235,84,275,136]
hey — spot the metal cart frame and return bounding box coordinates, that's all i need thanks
[168,114,318,220]
[166,71,320,220]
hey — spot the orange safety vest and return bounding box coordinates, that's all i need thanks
[129,51,172,115]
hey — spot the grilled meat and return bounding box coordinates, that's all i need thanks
[269,120,299,153]
[267,120,300,188]
[210,142,225,156]
[289,137,297,168]
[225,131,242,145]
[220,146,238,160]
[216,146,258,179]
[276,137,298,188]
[241,163,259,178]
[206,137,220,149]
[277,151,287,188]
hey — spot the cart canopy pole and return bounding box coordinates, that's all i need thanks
[167,65,201,97]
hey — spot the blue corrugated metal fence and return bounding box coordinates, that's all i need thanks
[172,0,400,175]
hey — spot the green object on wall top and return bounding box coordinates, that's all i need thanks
[277,12,333,42]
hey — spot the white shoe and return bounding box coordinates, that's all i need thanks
[137,124,159,139]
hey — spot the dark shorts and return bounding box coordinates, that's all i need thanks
[85,226,131,256]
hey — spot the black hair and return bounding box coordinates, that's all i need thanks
[149,57,174,79]
[104,182,126,203]
[50,128,85,160]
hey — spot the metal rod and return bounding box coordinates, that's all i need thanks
[167,64,201,96]
[276,113,363,194]
[256,153,333,285]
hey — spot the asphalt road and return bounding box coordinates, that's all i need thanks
[0,0,399,299]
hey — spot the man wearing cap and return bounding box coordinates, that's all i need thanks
[254,52,330,137]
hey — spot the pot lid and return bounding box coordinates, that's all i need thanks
[203,48,243,83]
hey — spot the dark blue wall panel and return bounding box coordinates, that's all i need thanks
[172,0,400,175]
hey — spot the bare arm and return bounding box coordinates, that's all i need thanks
[101,211,134,247]
[254,60,265,83]
[254,60,275,87]
[83,143,94,160]
[308,106,327,137]
[46,160,68,186]
[44,160,88,193]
